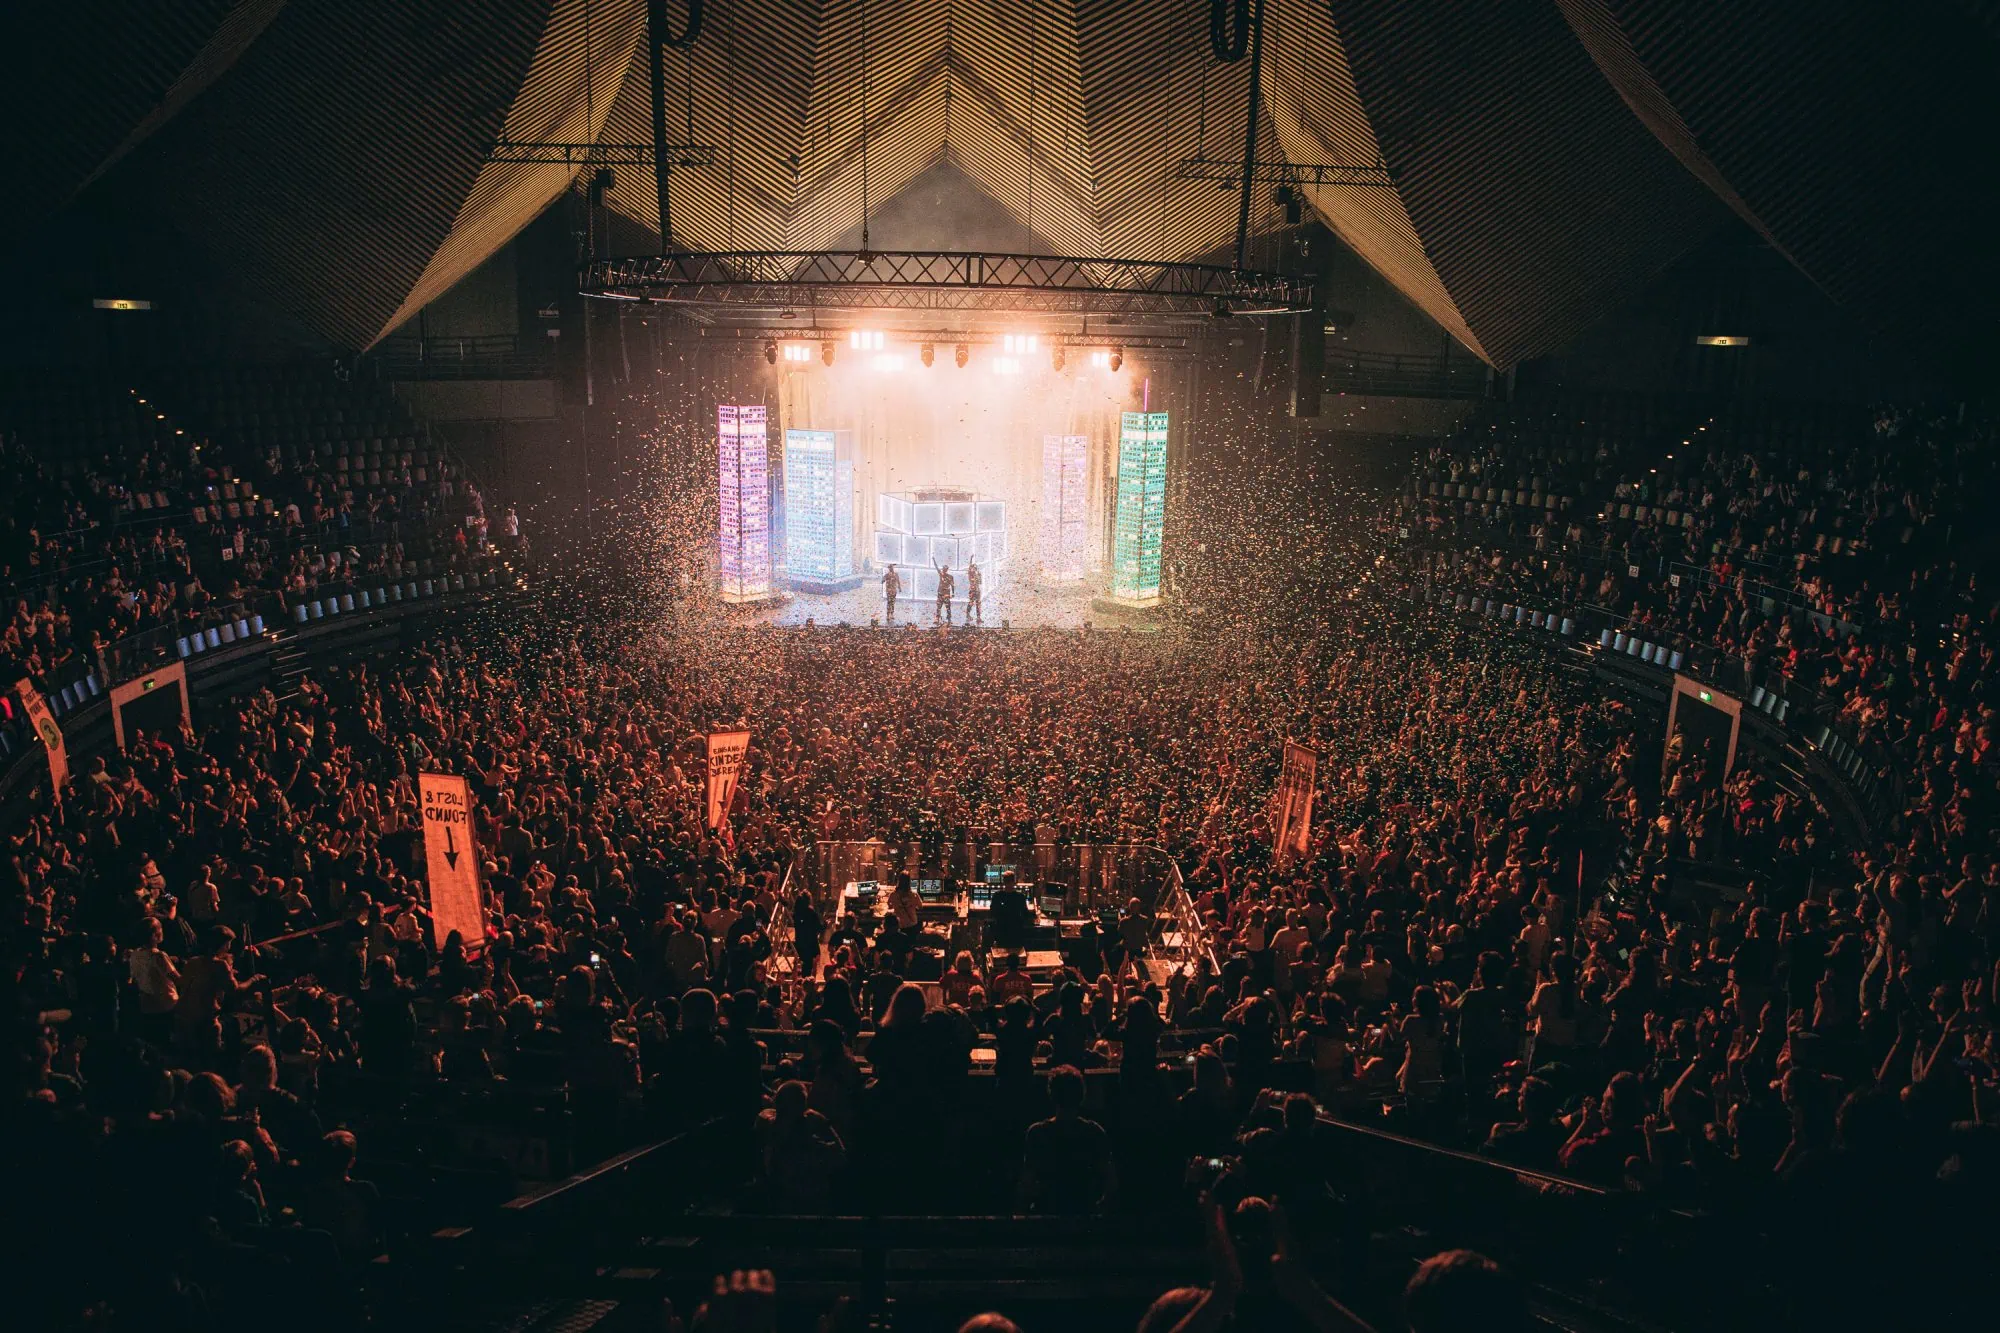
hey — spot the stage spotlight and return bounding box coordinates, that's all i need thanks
[1002,333,1038,354]
[920,342,935,367]
[763,339,778,365]
[954,343,969,368]
[849,329,884,350]
[1089,350,1110,369]
[1111,347,1124,371]
[1051,346,1065,372]
[821,341,835,366]
[782,343,813,363]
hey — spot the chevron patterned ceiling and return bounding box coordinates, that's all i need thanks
[1553,0,2000,361]
[10,0,1990,368]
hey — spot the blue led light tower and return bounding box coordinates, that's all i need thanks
[783,428,857,591]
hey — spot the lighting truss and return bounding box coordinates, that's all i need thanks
[581,250,1314,315]
[488,139,718,168]
[1175,156,1396,189]
[665,327,1198,356]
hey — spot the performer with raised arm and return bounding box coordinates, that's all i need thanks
[966,558,983,625]
[882,562,901,622]
[935,562,955,624]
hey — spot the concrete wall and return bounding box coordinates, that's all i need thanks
[394,379,556,421]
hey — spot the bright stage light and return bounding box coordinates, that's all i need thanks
[849,329,884,350]
[991,356,1021,375]
[1089,350,1110,369]
[782,343,813,363]
[873,353,905,373]
[1001,333,1038,354]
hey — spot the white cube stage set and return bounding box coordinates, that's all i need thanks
[876,488,1007,603]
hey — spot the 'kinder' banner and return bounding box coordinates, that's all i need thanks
[1270,739,1320,867]
[706,730,751,830]
[419,771,486,953]
[13,679,68,796]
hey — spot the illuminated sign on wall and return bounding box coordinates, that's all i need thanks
[1110,412,1167,605]
[717,405,772,602]
[784,428,854,589]
[1041,434,1089,581]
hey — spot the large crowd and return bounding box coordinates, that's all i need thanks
[3,377,1996,1330]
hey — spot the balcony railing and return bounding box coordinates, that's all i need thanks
[367,334,555,381]
[1324,347,1491,399]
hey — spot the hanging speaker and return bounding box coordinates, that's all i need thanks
[1289,309,1323,418]
[556,285,588,407]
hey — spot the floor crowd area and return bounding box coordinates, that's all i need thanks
[4,391,1995,1331]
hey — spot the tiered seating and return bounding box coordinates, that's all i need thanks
[1,363,508,712]
[170,365,447,498]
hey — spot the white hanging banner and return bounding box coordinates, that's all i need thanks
[1269,739,1320,867]
[706,729,751,830]
[419,771,486,952]
[13,679,68,797]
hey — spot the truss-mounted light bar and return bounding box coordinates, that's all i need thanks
[580,250,1314,316]
[1176,156,1396,189]
[488,139,718,168]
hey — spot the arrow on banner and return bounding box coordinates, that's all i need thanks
[444,824,460,870]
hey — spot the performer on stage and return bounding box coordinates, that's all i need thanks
[965,559,983,625]
[935,563,955,624]
[882,562,901,622]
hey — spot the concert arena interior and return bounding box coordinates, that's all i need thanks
[5,3,1998,1330]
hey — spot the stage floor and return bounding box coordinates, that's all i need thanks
[747,575,1111,629]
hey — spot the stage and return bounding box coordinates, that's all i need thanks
[708,328,1177,632]
[746,575,1126,629]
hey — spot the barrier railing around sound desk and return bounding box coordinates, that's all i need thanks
[787,838,1218,979]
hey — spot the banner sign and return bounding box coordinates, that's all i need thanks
[13,679,68,796]
[706,729,751,830]
[1270,739,1320,867]
[419,772,486,953]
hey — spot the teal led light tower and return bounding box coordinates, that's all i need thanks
[1108,411,1167,606]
